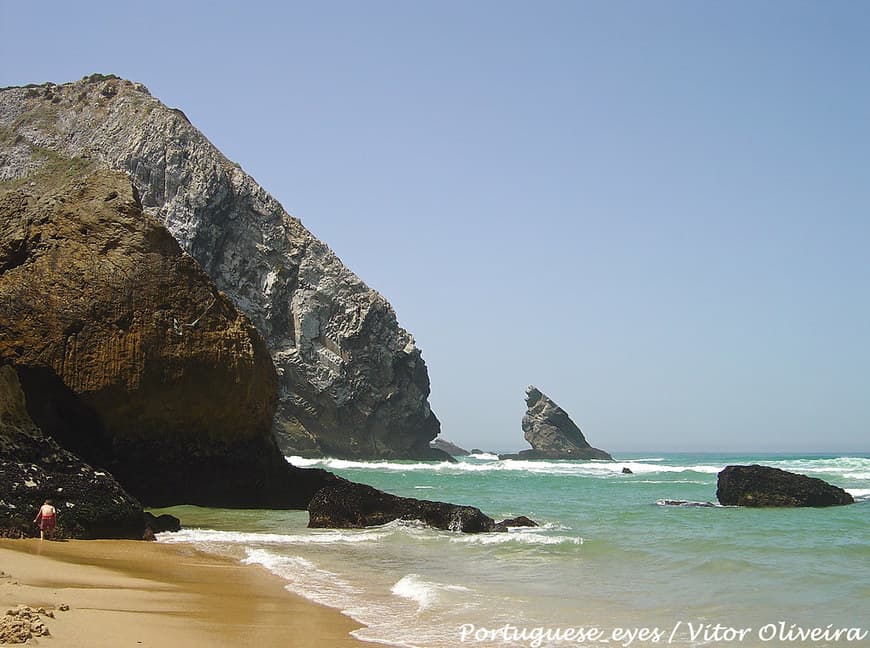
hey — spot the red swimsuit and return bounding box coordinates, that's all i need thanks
[37,509,56,531]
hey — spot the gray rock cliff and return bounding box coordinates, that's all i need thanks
[499,386,612,460]
[0,75,443,459]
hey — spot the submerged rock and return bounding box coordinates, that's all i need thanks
[0,76,440,460]
[716,465,854,507]
[0,169,337,508]
[308,481,536,533]
[499,386,612,460]
[656,499,718,508]
[0,366,143,539]
[430,438,470,457]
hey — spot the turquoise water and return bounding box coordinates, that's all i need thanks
[156,453,870,647]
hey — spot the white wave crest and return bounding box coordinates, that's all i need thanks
[242,548,361,608]
[846,488,870,501]
[158,527,388,545]
[391,574,471,611]
[468,453,499,460]
[287,455,722,477]
[450,531,583,545]
[764,457,870,480]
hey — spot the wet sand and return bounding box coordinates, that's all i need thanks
[0,538,362,647]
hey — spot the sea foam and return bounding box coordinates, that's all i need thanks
[159,527,388,545]
[391,574,471,611]
[287,455,722,477]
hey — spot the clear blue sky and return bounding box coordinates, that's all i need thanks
[3,2,868,452]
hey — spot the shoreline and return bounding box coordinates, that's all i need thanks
[0,538,363,647]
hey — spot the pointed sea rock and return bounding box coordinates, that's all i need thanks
[499,386,612,460]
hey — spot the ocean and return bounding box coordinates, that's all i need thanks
[156,453,870,647]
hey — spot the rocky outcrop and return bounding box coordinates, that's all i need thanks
[0,75,442,460]
[0,365,144,539]
[430,438,469,457]
[0,168,338,508]
[492,515,538,531]
[143,512,181,533]
[717,465,854,507]
[499,386,612,460]
[308,481,537,533]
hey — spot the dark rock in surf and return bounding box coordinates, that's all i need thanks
[716,465,854,507]
[307,481,536,533]
[430,438,470,457]
[499,386,612,460]
[144,512,181,533]
[492,515,539,532]
[622,467,633,474]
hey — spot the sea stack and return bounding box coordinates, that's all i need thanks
[499,386,612,460]
[717,465,854,507]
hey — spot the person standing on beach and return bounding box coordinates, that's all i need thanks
[33,500,57,540]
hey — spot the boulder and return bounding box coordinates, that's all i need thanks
[308,481,535,533]
[622,467,633,474]
[0,76,441,460]
[492,515,539,531]
[143,512,181,533]
[716,465,854,507]
[0,169,337,508]
[499,386,612,460]
[0,365,144,539]
[430,438,470,457]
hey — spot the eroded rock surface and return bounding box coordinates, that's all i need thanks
[0,169,337,508]
[0,75,442,460]
[499,386,612,460]
[716,465,854,507]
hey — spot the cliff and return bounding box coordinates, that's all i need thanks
[0,75,444,460]
[500,386,612,460]
[0,168,337,507]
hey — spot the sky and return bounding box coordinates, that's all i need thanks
[2,2,868,452]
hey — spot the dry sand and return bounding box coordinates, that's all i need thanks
[0,538,362,647]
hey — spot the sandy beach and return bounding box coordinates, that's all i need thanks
[0,538,362,647]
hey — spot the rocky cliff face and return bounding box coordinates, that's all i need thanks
[0,168,337,507]
[0,75,443,460]
[0,365,144,538]
[500,386,612,460]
